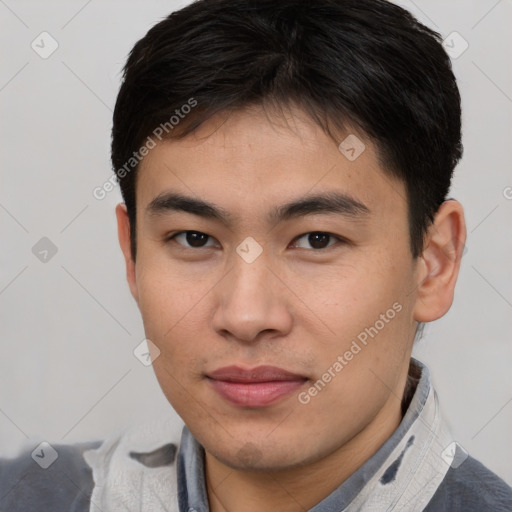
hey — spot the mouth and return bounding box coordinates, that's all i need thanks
[206,365,308,407]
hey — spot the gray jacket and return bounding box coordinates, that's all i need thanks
[1,359,511,511]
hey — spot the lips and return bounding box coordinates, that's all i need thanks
[207,365,308,407]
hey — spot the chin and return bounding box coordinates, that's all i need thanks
[200,429,323,473]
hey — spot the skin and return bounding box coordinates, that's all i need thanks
[116,104,466,511]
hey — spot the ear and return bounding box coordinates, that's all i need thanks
[115,203,139,304]
[413,199,466,322]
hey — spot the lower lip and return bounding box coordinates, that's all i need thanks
[208,378,306,407]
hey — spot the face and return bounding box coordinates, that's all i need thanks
[120,105,423,472]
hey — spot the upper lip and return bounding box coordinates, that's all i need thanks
[207,365,307,383]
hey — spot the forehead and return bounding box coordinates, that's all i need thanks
[135,106,407,227]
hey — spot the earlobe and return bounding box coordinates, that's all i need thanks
[115,203,139,304]
[413,200,466,323]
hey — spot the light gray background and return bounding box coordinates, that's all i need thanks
[1,0,511,486]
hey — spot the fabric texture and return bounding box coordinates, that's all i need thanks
[0,440,101,512]
[1,358,511,511]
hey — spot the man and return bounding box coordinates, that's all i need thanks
[1,0,511,510]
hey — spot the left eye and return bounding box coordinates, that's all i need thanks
[292,232,341,250]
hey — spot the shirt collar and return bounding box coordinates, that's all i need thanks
[177,357,455,512]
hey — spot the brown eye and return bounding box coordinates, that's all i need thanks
[169,231,216,248]
[293,232,341,250]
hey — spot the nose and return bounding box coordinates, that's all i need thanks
[211,251,293,344]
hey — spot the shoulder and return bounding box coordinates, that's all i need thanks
[0,439,102,512]
[424,454,512,511]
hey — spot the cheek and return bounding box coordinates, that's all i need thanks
[316,262,402,331]
[309,255,416,381]
[136,253,205,328]
[135,261,218,381]
[136,271,207,411]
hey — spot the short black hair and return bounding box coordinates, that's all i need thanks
[111,0,462,262]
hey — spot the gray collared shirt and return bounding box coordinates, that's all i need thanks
[1,358,511,511]
[177,358,512,512]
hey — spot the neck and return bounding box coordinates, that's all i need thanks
[205,393,404,512]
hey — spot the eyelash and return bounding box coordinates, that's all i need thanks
[165,231,348,251]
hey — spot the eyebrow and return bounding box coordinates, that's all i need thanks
[145,190,370,226]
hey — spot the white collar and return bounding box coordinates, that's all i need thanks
[83,359,458,512]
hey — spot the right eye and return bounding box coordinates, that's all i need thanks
[166,231,219,249]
